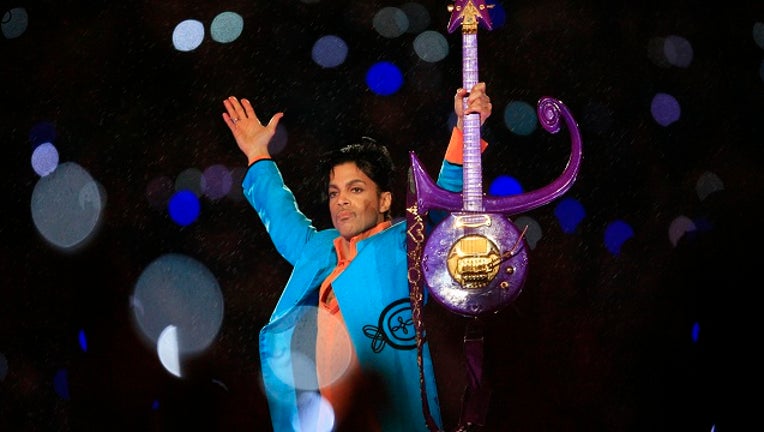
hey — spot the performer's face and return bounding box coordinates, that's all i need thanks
[328,162,391,240]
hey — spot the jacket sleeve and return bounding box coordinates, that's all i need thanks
[241,159,317,266]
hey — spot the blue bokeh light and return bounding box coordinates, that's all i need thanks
[54,368,70,400]
[312,35,348,68]
[365,61,403,96]
[78,328,88,352]
[651,92,681,126]
[488,174,523,196]
[554,197,585,234]
[691,322,700,343]
[604,219,634,255]
[487,1,506,29]
[168,190,201,226]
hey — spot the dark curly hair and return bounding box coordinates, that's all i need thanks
[317,137,396,220]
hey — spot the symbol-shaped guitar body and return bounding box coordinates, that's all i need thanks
[411,0,582,317]
[422,211,529,316]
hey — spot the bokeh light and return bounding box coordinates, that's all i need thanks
[314,308,353,388]
[554,197,585,234]
[365,61,404,96]
[663,35,693,68]
[604,220,635,255]
[373,7,408,38]
[31,162,104,251]
[210,11,243,44]
[1,7,28,39]
[648,34,694,69]
[413,30,448,63]
[263,305,351,393]
[31,142,59,177]
[131,253,224,356]
[487,1,507,30]
[504,100,538,136]
[696,171,724,201]
[172,19,205,52]
[175,167,203,197]
[167,190,201,226]
[514,215,542,249]
[401,2,430,34]
[158,325,182,377]
[488,174,523,196]
[78,329,88,352]
[53,368,70,400]
[691,322,701,343]
[753,22,764,49]
[312,35,348,68]
[669,215,697,247]
[202,164,233,200]
[295,391,335,432]
[650,92,681,126]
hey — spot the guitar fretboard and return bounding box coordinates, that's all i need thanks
[462,33,483,212]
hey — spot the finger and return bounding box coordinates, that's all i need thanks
[241,98,259,123]
[227,96,246,120]
[223,98,238,119]
[467,87,486,103]
[222,113,237,131]
[466,101,491,117]
[222,109,243,130]
[468,83,486,102]
[266,112,284,131]
[225,96,242,112]
[469,82,486,97]
[467,98,490,115]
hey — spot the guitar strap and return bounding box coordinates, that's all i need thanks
[406,180,491,432]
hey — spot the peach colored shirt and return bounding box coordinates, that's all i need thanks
[316,220,391,431]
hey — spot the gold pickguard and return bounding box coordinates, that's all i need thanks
[446,234,501,289]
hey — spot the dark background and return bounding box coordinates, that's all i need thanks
[2,1,763,431]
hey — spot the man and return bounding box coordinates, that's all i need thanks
[222,83,491,431]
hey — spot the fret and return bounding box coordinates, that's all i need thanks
[462,33,483,212]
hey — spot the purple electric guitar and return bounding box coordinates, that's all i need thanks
[410,0,583,317]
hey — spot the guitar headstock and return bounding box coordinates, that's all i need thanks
[447,0,494,34]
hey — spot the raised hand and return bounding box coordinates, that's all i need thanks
[222,96,284,165]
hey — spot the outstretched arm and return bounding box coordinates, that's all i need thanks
[223,96,316,265]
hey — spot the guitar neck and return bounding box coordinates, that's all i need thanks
[462,32,483,212]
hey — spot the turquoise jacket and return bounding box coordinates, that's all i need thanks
[242,156,464,432]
